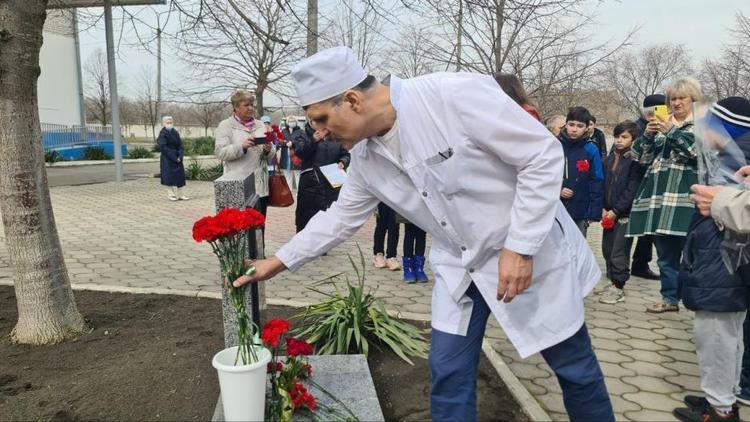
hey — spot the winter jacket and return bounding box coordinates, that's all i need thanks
[680,214,750,312]
[291,123,351,171]
[559,131,604,221]
[590,127,607,159]
[627,119,697,237]
[603,149,645,217]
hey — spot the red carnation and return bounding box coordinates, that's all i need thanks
[601,217,615,230]
[290,383,316,411]
[286,337,314,356]
[266,361,284,374]
[576,159,590,172]
[262,319,291,347]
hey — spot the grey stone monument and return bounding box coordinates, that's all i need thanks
[213,354,385,421]
[213,169,266,347]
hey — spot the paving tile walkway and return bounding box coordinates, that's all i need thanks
[0,178,719,421]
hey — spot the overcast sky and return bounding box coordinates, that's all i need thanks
[75,0,748,100]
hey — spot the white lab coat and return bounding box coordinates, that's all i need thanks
[276,73,600,358]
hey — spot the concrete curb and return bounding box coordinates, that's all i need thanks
[0,279,543,420]
[45,155,216,168]
[482,340,551,422]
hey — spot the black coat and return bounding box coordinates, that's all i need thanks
[602,150,645,217]
[292,124,351,232]
[291,124,350,170]
[158,127,186,187]
[590,128,607,159]
[281,127,302,169]
[680,215,750,312]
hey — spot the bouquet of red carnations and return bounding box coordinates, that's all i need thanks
[193,207,265,365]
[262,319,357,422]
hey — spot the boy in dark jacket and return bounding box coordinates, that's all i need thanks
[673,97,750,422]
[599,121,645,304]
[559,106,604,236]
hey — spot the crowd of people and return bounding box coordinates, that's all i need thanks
[508,73,750,422]
[165,46,750,422]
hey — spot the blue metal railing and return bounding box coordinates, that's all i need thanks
[41,123,113,150]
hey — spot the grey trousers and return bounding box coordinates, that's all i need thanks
[694,310,746,411]
[601,218,634,289]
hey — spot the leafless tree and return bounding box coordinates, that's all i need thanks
[417,0,633,116]
[0,0,88,345]
[134,66,159,140]
[605,43,694,116]
[192,101,227,137]
[174,0,305,115]
[700,12,750,100]
[387,25,438,78]
[84,49,110,125]
[318,0,388,71]
[119,97,140,137]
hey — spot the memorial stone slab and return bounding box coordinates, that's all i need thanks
[212,354,385,421]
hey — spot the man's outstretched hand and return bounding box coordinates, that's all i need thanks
[233,256,287,287]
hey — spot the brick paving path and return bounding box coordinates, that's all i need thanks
[0,178,716,421]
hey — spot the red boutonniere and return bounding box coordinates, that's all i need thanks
[576,160,590,172]
[601,217,615,230]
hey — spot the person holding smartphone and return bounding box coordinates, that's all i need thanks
[626,77,702,314]
[214,90,276,216]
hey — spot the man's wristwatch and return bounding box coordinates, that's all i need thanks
[519,254,533,261]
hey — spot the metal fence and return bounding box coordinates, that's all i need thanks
[41,123,113,150]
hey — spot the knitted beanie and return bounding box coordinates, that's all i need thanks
[711,97,750,140]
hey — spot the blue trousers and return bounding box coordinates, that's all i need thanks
[652,234,686,305]
[429,283,614,421]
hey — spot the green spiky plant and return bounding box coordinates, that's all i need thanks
[294,247,429,365]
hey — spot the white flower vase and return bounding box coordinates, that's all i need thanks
[212,346,271,422]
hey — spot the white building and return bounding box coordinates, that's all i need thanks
[39,10,83,126]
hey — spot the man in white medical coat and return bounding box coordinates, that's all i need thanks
[234,47,614,421]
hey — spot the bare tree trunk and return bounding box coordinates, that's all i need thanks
[456,0,463,71]
[494,0,505,73]
[306,0,318,56]
[0,0,88,345]
[256,77,267,116]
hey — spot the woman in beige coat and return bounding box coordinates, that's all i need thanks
[214,90,276,215]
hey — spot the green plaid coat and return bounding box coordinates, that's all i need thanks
[626,122,698,237]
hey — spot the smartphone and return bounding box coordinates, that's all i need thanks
[653,105,669,121]
[253,136,267,145]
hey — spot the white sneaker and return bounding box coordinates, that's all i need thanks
[599,285,625,304]
[168,195,178,201]
[179,195,190,200]
[386,257,401,271]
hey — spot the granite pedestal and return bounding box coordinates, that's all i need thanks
[214,169,266,346]
[212,354,385,421]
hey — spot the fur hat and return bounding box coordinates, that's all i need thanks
[642,94,666,108]
[711,97,750,140]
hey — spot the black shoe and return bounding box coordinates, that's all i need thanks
[683,395,709,412]
[632,267,660,280]
[674,404,739,422]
